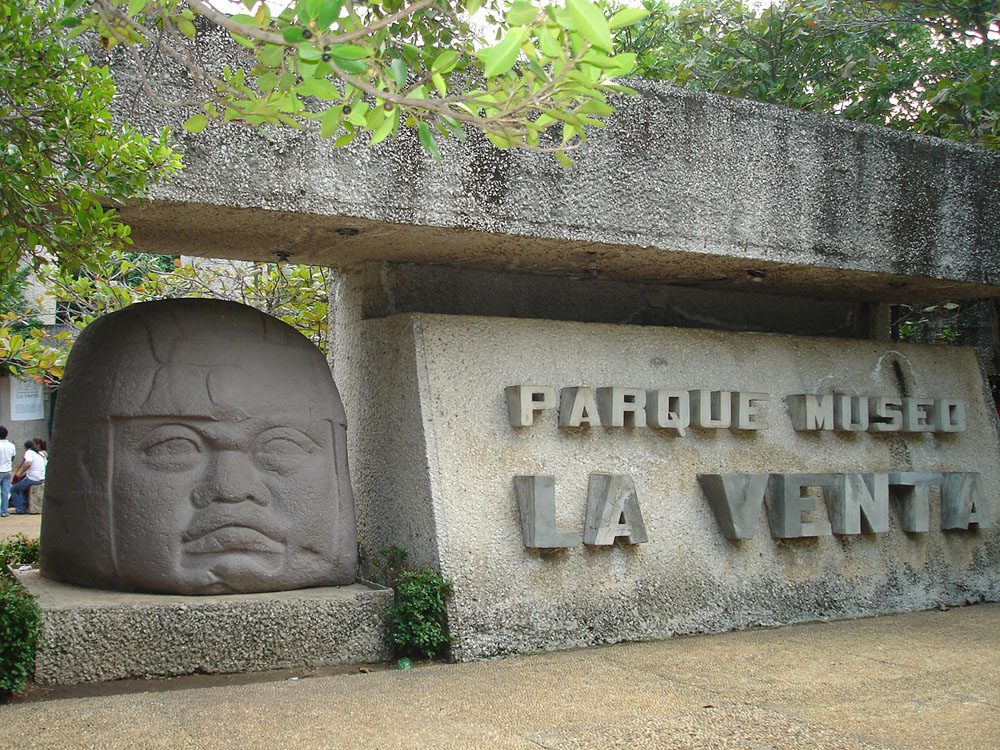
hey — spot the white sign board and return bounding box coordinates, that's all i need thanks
[10,378,44,421]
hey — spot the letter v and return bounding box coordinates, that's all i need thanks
[697,473,768,540]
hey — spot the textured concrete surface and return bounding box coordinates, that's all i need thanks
[19,571,392,685]
[3,604,998,749]
[96,28,1000,302]
[345,314,1000,660]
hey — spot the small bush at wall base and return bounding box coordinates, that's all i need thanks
[0,577,42,700]
[389,569,454,661]
[0,534,39,568]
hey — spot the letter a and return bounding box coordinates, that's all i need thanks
[941,473,992,530]
[584,474,648,545]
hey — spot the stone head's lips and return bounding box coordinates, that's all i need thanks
[182,524,285,555]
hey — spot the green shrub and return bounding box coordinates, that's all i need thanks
[0,534,39,568]
[0,577,42,699]
[389,569,454,661]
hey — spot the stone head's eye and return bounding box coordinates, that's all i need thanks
[259,438,306,455]
[254,434,312,473]
[145,438,199,457]
[140,435,202,471]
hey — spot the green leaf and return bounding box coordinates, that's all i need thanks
[369,113,394,145]
[183,114,209,133]
[432,72,447,98]
[334,131,356,147]
[482,27,530,77]
[299,43,322,62]
[417,121,441,163]
[576,99,614,116]
[283,27,306,43]
[608,8,649,29]
[611,52,636,75]
[326,44,368,59]
[346,102,369,126]
[390,58,407,88]
[400,42,420,62]
[537,26,562,57]
[506,0,537,26]
[296,78,341,99]
[566,0,612,52]
[329,56,368,74]
[303,0,324,25]
[127,0,148,16]
[433,50,460,74]
[298,60,317,79]
[486,132,511,148]
[176,17,196,39]
[258,71,278,92]
[581,50,621,69]
[260,44,284,68]
[365,104,387,129]
[317,0,342,29]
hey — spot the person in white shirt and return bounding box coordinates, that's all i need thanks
[0,427,15,517]
[10,440,46,515]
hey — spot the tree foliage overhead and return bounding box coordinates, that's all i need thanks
[0,0,182,278]
[70,0,649,162]
[0,253,331,385]
[612,0,999,148]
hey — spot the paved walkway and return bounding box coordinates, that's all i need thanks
[2,601,997,749]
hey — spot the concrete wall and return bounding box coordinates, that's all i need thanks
[346,314,1000,660]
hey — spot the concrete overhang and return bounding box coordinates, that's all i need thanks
[107,43,1000,303]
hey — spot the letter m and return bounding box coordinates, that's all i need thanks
[787,394,834,431]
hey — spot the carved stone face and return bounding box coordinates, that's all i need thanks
[41,299,357,595]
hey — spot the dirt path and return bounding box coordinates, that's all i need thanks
[1,512,41,541]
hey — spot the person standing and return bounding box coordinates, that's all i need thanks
[0,427,15,517]
[10,440,46,515]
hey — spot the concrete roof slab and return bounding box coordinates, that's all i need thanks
[104,34,1000,302]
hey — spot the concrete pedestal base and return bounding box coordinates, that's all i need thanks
[19,571,393,685]
[26,483,43,515]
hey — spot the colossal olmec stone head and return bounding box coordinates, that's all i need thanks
[40,299,357,595]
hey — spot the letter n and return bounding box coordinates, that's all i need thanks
[584,474,648,545]
[827,473,889,535]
